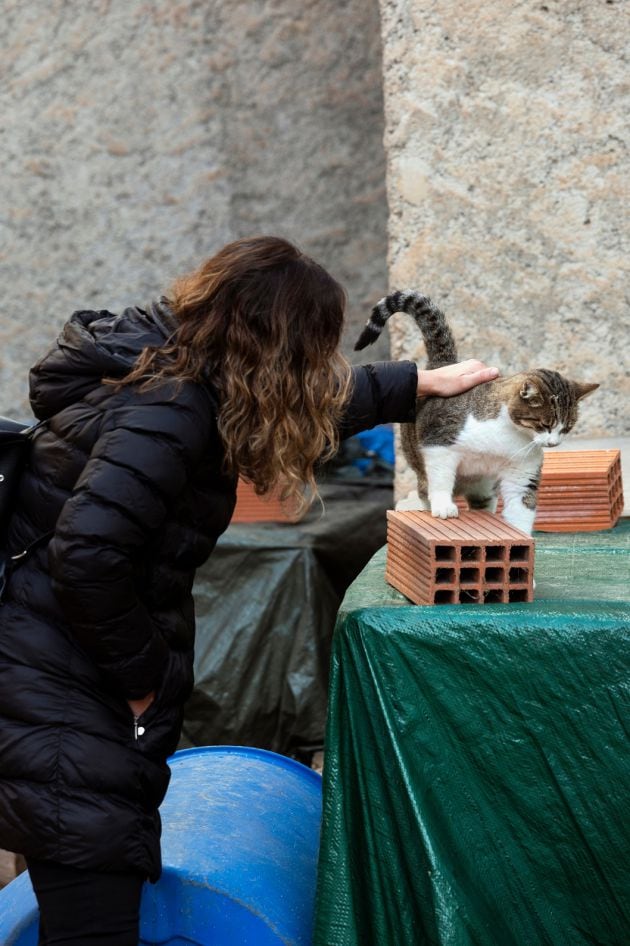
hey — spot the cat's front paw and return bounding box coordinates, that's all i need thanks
[430,497,459,519]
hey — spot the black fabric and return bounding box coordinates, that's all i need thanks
[337,360,417,439]
[27,858,145,946]
[0,417,38,542]
[0,418,50,600]
[0,302,418,882]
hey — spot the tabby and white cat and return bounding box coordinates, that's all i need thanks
[355,291,598,535]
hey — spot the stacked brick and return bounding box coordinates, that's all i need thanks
[231,479,302,524]
[386,510,534,605]
[534,449,623,532]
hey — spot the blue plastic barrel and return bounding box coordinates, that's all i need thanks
[140,746,322,944]
[0,746,322,946]
[0,870,38,946]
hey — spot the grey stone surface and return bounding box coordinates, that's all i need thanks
[0,0,389,418]
[377,0,629,496]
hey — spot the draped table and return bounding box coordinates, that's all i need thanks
[315,521,630,946]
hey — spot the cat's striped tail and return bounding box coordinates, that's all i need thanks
[354,290,458,368]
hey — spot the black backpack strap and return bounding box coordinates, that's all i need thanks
[0,529,55,603]
[0,417,52,595]
[8,529,56,564]
[24,418,49,436]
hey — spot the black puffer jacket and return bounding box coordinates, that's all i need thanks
[0,302,417,880]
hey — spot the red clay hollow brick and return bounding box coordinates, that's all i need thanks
[230,479,304,523]
[386,510,534,606]
[457,450,623,533]
[534,449,623,532]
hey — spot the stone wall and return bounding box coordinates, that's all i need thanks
[0,0,388,418]
[378,0,629,497]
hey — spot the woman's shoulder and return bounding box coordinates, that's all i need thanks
[98,377,220,461]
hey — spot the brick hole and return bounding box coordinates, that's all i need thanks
[435,545,456,562]
[485,546,504,561]
[460,567,480,583]
[484,589,505,603]
[436,567,455,584]
[508,588,529,602]
[461,546,481,561]
[434,589,456,604]
[509,567,528,582]
[509,545,529,562]
[459,589,480,604]
[485,567,504,582]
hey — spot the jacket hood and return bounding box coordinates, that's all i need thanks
[29,300,179,420]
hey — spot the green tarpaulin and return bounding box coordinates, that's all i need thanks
[315,522,630,945]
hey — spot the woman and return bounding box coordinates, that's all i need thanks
[0,236,497,944]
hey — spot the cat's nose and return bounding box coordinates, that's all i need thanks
[547,435,560,447]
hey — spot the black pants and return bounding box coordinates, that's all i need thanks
[27,858,145,946]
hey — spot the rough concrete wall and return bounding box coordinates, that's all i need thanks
[0,0,388,418]
[378,0,629,498]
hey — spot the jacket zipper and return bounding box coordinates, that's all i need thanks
[133,715,146,742]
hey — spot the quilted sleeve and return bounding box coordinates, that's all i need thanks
[337,361,418,440]
[48,383,212,699]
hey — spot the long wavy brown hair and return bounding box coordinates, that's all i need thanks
[118,236,353,509]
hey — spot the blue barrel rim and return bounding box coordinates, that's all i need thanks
[169,745,322,787]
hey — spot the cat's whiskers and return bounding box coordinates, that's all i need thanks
[505,437,539,465]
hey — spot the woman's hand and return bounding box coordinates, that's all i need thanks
[127,691,156,718]
[418,360,500,398]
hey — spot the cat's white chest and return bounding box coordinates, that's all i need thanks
[452,407,534,474]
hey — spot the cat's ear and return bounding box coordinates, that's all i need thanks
[519,380,542,406]
[572,381,599,401]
